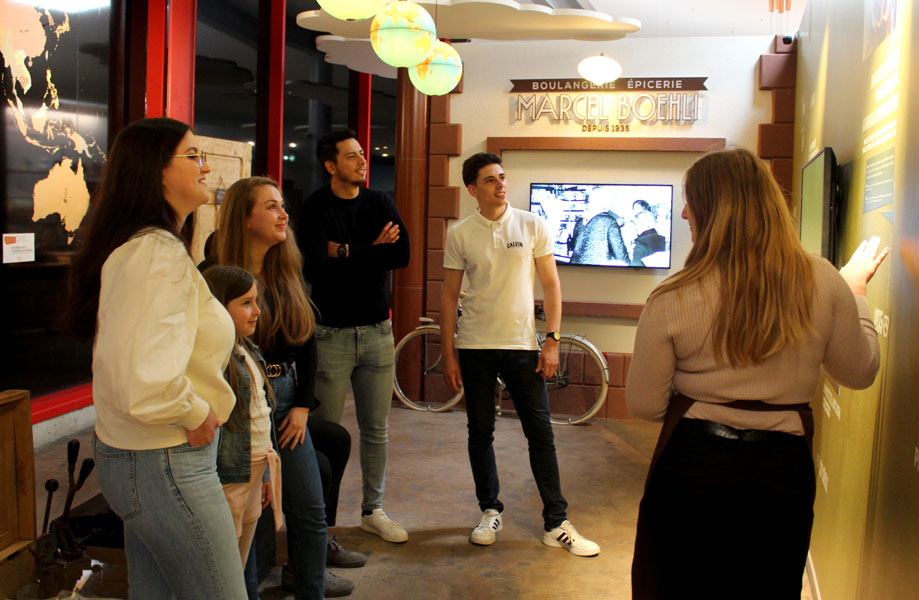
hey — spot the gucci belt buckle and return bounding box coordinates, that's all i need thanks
[266,364,283,378]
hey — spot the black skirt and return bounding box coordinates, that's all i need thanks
[631,418,816,600]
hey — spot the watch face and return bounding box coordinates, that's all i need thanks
[337,244,346,257]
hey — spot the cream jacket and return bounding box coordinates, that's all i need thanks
[92,229,236,450]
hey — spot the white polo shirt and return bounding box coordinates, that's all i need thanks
[443,206,554,350]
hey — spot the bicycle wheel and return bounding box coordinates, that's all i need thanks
[393,326,464,412]
[546,335,609,425]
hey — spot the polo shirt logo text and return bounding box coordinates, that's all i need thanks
[507,241,523,248]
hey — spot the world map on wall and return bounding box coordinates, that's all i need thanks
[0,1,106,244]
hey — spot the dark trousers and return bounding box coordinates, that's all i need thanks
[632,419,815,600]
[309,417,352,528]
[458,349,568,530]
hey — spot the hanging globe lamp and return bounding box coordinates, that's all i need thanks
[371,1,437,68]
[317,0,389,21]
[409,40,463,96]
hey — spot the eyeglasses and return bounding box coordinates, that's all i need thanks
[172,151,208,167]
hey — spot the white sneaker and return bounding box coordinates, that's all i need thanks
[470,509,503,546]
[542,520,600,557]
[360,509,408,543]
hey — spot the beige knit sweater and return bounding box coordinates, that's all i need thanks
[626,256,880,435]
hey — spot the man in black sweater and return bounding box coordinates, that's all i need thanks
[296,128,411,546]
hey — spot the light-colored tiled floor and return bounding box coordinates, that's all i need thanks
[29,402,816,599]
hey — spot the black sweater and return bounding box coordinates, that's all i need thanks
[296,185,410,327]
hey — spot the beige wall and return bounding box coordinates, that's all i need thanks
[448,36,774,353]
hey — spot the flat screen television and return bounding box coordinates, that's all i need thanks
[800,147,838,265]
[529,183,673,268]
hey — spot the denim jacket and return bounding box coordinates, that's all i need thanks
[217,343,278,484]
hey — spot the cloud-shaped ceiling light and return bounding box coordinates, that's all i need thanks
[371,1,437,68]
[577,54,622,85]
[318,0,390,21]
[298,1,641,42]
[409,40,463,96]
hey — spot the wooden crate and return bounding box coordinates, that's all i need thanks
[0,390,36,561]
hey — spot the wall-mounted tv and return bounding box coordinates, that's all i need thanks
[530,183,673,268]
[800,147,838,266]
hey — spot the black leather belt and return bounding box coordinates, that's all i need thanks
[680,418,793,443]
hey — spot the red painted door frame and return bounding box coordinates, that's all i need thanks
[349,70,373,186]
[255,0,286,182]
[146,0,167,117]
[145,0,196,123]
[166,0,197,123]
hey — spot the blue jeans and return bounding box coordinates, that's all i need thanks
[458,349,568,530]
[93,432,247,600]
[270,369,327,600]
[312,319,394,511]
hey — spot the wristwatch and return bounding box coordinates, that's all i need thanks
[337,243,348,258]
[545,331,561,342]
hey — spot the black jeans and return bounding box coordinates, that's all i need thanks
[458,349,568,530]
[309,417,352,528]
[632,418,815,599]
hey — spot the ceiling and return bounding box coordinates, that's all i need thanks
[588,0,805,38]
[297,0,806,40]
[299,0,806,78]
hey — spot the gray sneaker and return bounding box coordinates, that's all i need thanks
[327,535,368,568]
[325,570,355,598]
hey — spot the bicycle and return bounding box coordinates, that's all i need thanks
[392,302,609,425]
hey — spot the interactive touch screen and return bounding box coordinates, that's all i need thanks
[800,147,838,265]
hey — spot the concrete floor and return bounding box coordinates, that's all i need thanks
[29,401,815,599]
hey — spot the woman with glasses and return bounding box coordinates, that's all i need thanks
[626,148,888,599]
[68,117,246,599]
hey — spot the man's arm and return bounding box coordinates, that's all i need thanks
[534,254,561,378]
[335,196,410,271]
[440,268,465,392]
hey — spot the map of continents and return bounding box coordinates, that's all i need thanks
[0,1,105,243]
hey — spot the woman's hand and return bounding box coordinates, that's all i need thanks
[278,407,309,449]
[261,481,272,509]
[840,236,889,296]
[186,409,220,447]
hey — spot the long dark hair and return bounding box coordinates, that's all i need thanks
[66,117,194,338]
[201,265,276,432]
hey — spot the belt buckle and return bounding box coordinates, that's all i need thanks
[266,364,282,378]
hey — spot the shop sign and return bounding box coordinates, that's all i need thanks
[510,77,708,131]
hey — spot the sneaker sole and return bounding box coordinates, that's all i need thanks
[542,536,600,557]
[360,522,408,543]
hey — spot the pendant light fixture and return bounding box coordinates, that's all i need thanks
[317,0,389,21]
[371,1,437,68]
[409,40,462,96]
[577,54,622,86]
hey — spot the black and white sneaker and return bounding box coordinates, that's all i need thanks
[542,520,600,557]
[470,509,503,546]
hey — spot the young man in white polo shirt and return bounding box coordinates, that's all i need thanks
[439,152,600,557]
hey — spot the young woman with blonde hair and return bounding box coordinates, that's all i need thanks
[216,176,358,599]
[626,148,888,599]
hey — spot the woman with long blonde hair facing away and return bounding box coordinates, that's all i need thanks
[216,176,331,599]
[626,148,888,599]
